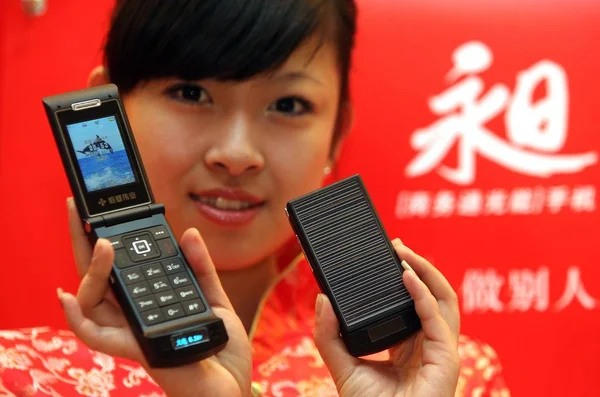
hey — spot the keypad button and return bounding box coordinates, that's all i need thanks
[135,296,158,312]
[182,299,206,315]
[142,308,164,326]
[163,259,184,274]
[121,269,144,285]
[122,233,161,262]
[156,291,178,307]
[127,282,152,298]
[175,286,198,301]
[114,249,134,269]
[149,226,169,240]
[157,238,177,258]
[150,277,170,293]
[142,263,164,280]
[162,303,185,320]
[169,273,191,288]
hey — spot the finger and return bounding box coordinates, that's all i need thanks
[67,197,93,278]
[394,243,460,339]
[58,289,142,362]
[402,264,454,349]
[392,241,458,307]
[313,294,359,388]
[179,228,234,312]
[76,239,114,315]
[391,237,404,246]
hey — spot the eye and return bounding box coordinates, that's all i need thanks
[268,96,313,116]
[166,83,212,105]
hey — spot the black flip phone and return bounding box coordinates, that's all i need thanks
[43,84,228,367]
[285,175,422,357]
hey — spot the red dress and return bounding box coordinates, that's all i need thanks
[0,249,510,397]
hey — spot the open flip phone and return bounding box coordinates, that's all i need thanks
[285,175,422,357]
[43,84,228,367]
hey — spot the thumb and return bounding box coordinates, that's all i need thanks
[313,294,359,386]
[179,228,234,312]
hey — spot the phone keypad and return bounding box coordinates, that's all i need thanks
[135,296,158,311]
[121,269,144,285]
[175,286,198,301]
[163,303,185,320]
[127,282,152,298]
[142,264,165,279]
[163,259,183,274]
[143,309,164,325]
[112,229,206,326]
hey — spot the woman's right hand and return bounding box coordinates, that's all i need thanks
[58,198,252,397]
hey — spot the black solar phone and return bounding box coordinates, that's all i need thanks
[285,175,421,357]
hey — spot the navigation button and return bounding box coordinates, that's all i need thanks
[133,240,151,254]
[107,236,123,249]
[157,238,177,258]
[114,249,134,269]
[122,233,161,262]
[149,226,169,240]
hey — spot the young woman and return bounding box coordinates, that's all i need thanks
[2,1,510,396]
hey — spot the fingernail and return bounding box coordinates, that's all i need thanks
[57,288,64,304]
[392,238,402,246]
[401,260,415,273]
[315,294,324,317]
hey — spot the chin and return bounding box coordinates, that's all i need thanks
[214,229,297,272]
[210,247,272,272]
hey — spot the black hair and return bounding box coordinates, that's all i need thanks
[104,0,357,107]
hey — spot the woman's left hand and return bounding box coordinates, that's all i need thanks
[313,238,461,397]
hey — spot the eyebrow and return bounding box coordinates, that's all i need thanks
[269,71,324,86]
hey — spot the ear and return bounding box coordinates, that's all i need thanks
[330,102,355,162]
[87,65,109,88]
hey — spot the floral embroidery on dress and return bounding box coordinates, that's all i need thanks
[0,328,164,396]
[0,346,33,371]
[119,364,159,388]
[67,368,115,397]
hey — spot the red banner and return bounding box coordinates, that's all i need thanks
[1,0,598,395]
[337,1,600,396]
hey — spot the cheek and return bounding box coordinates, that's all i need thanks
[125,103,199,198]
[267,123,333,200]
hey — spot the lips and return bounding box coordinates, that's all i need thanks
[190,188,265,227]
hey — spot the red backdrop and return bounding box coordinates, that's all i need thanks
[1,1,599,396]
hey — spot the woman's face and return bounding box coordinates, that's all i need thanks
[112,38,344,270]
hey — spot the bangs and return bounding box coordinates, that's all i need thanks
[105,0,333,91]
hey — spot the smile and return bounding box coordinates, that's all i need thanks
[189,190,266,227]
[191,195,263,211]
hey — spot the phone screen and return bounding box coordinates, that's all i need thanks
[53,98,152,216]
[66,115,137,193]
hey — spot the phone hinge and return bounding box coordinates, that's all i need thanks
[88,204,165,228]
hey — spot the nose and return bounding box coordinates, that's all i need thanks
[204,115,265,177]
